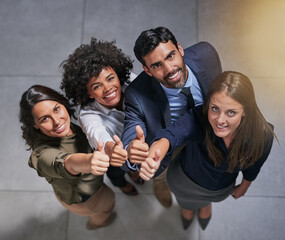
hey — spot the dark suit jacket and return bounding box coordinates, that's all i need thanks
[121,41,222,175]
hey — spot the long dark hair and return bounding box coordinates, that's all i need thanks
[19,85,75,149]
[203,71,274,172]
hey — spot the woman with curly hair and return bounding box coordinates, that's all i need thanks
[19,85,116,230]
[60,38,143,196]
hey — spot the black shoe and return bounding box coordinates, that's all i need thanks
[181,212,194,230]
[198,206,211,230]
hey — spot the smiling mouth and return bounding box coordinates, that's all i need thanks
[165,69,181,81]
[216,124,228,130]
[168,71,179,79]
[54,124,65,133]
[104,90,117,99]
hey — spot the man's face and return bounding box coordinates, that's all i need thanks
[142,41,188,89]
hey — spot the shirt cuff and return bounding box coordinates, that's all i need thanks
[126,160,139,171]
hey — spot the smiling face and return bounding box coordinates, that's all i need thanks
[208,91,245,147]
[86,67,122,109]
[142,41,188,89]
[33,100,73,138]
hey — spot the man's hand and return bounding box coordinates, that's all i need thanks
[139,150,161,181]
[110,135,128,167]
[90,140,110,175]
[127,125,149,164]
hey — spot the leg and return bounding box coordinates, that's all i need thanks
[153,169,172,207]
[107,165,138,196]
[55,184,116,229]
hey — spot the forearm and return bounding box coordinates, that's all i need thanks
[232,178,252,199]
[240,178,252,189]
[149,138,170,160]
[64,153,92,175]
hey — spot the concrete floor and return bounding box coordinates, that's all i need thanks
[0,0,284,239]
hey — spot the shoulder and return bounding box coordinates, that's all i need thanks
[126,71,152,91]
[184,41,218,56]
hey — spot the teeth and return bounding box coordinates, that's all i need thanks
[217,124,227,129]
[105,91,116,98]
[168,71,179,79]
[55,124,65,132]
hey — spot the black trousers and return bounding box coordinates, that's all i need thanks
[106,165,127,188]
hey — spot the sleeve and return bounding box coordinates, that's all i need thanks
[121,85,148,171]
[154,107,202,154]
[31,148,79,180]
[79,107,113,149]
[121,86,147,147]
[129,72,137,82]
[242,132,274,181]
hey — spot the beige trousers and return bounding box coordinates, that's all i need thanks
[56,183,115,226]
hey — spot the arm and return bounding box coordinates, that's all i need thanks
[64,140,110,176]
[231,178,252,199]
[79,107,113,150]
[121,86,149,169]
[79,105,127,166]
[233,129,274,199]
[121,86,148,147]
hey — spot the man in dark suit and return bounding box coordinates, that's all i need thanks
[121,27,222,209]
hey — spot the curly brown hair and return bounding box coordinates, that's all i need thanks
[60,38,133,106]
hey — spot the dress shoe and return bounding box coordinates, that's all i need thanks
[120,182,138,196]
[181,210,194,230]
[127,170,145,185]
[198,204,212,230]
[86,212,117,230]
[153,181,172,208]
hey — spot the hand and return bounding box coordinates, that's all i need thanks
[127,125,149,164]
[110,135,128,167]
[231,179,251,199]
[90,140,110,175]
[139,149,161,181]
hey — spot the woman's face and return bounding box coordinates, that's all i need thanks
[208,91,245,146]
[86,67,122,109]
[33,100,73,138]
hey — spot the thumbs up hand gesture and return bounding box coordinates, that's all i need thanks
[90,140,110,175]
[139,138,170,180]
[127,125,149,164]
[139,149,161,181]
[110,135,128,167]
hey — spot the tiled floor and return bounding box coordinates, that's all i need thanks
[0,1,284,239]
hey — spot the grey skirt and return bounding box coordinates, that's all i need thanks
[166,158,235,210]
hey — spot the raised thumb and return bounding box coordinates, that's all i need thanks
[135,125,145,142]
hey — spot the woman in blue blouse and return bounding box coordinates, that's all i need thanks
[138,71,275,230]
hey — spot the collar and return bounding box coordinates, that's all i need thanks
[88,100,122,115]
